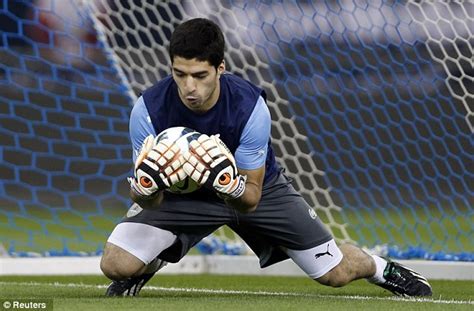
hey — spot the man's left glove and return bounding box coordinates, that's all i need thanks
[128,135,186,199]
[183,134,246,200]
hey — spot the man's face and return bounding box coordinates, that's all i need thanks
[172,57,224,113]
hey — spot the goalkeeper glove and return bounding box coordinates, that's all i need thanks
[183,134,247,200]
[128,135,186,199]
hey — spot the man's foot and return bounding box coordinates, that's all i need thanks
[378,261,432,297]
[105,272,156,296]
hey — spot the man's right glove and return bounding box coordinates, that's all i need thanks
[128,135,186,199]
[183,134,246,200]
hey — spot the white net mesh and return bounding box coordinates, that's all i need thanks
[1,0,471,259]
[82,1,473,258]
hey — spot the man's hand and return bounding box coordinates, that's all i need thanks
[129,135,186,199]
[183,134,246,200]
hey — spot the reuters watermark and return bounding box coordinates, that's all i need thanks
[1,299,52,311]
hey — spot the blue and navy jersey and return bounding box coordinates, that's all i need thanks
[132,73,279,186]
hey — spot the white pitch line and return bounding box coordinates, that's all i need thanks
[1,281,472,305]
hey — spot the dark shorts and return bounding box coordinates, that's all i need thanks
[121,170,333,268]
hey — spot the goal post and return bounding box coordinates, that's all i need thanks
[0,0,472,269]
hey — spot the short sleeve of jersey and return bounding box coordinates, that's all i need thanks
[235,96,271,170]
[129,96,156,163]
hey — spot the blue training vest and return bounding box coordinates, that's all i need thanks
[142,73,279,184]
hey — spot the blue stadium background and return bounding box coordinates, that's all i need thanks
[0,1,472,260]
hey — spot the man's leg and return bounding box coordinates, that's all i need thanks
[315,243,375,286]
[248,172,431,297]
[100,222,177,296]
[287,241,432,296]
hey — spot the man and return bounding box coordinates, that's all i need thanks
[100,18,432,297]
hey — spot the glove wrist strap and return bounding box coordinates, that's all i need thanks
[223,174,246,200]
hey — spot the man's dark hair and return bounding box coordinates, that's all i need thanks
[169,18,225,69]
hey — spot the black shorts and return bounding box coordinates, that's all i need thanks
[121,170,333,268]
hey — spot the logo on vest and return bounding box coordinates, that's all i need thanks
[126,203,143,218]
[308,208,317,219]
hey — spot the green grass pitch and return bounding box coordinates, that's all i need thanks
[0,275,472,311]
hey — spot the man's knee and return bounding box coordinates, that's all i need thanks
[100,242,146,280]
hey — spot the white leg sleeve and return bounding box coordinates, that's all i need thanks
[107,222,177,265]
[285,239,343,279]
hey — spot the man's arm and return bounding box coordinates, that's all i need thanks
[129,96,156,163]
[129,97,185,209]
[227,95,270,213]
[223,166,265,213]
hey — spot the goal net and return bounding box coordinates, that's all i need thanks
[0,0,472,261]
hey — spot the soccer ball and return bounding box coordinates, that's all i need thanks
[156,126,202,194]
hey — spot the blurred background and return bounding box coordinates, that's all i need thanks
[0,0,472,261]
